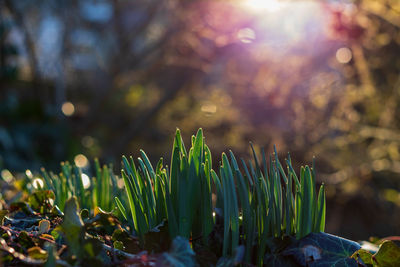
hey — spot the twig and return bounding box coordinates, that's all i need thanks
[0,237,71,266]
[102,242,142,259]
[1,225,58,245]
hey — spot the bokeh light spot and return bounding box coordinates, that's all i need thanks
[1,169,13,182]
[61,102,75,116]
[32,178,44,189]
[74,154,89,168]
[383,189,400,206]
[82,136,95,148]
[81,173,91,189]
[201,103,217,114]
[237,28,256,43]
[25,169,33,179]
[336,47,352,64]
[372,159,390,172]
[125,85,144,107]
[377,33,391,46]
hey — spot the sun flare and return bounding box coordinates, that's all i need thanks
[243,0,286,13]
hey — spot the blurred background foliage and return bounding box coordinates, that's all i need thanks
[1,0,400,240]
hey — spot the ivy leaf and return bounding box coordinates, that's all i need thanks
[264,253,299,267]
[353,240,400,266]
[60,197,84,257]
[38,219,50,235]
[351,249,373,265]
[63,197,84,228]
[264,236,298,266]
[283,232,360,267]
[157,236,195,267]
[27,246,48,260]
[373,240,400,267]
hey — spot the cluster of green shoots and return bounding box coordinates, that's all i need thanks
[40,160,121,211]
[37,128,325,265]
[116,129,325,265]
